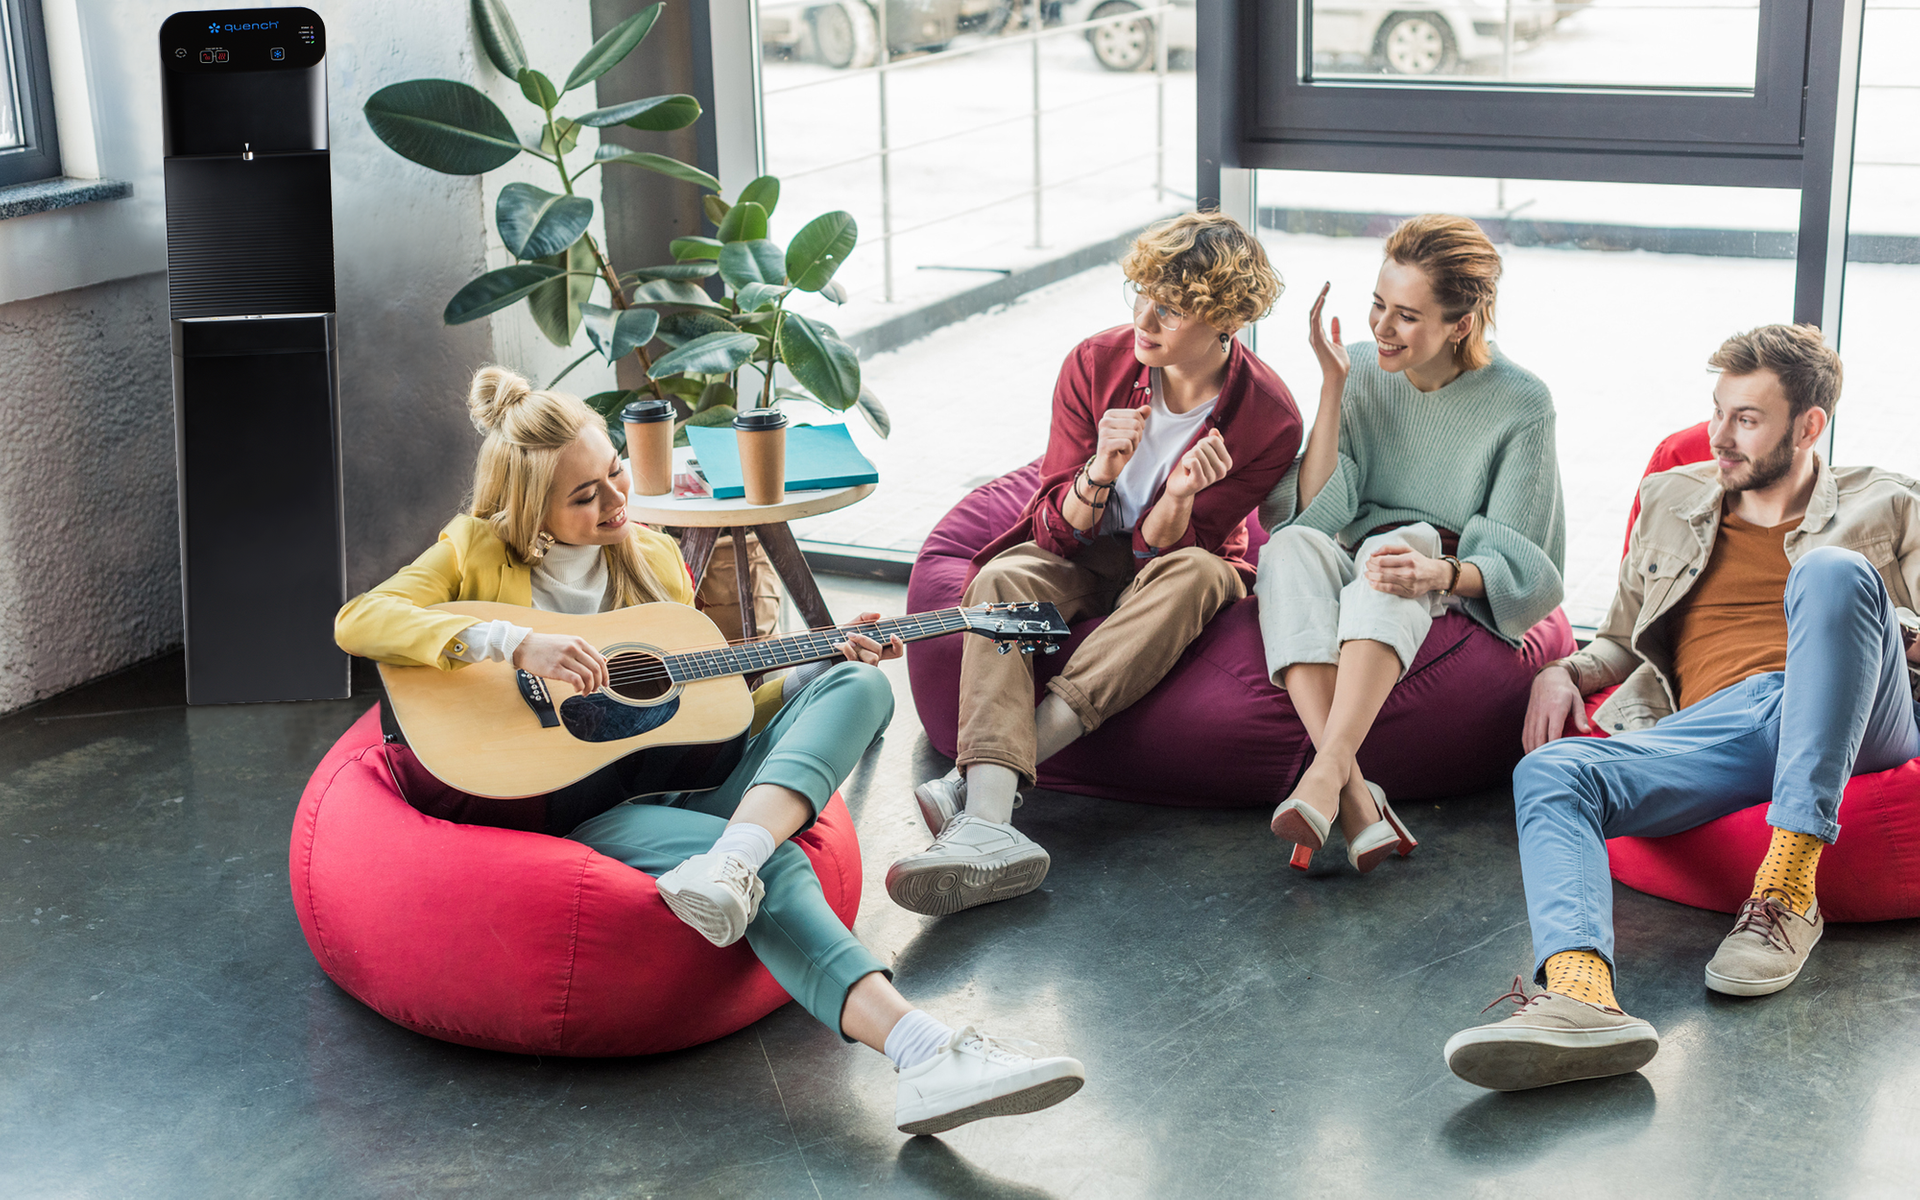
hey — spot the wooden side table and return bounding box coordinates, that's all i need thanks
[626,481,876,640]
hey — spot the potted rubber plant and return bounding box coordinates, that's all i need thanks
[362,0,889,453]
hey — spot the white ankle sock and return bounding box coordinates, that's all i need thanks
[963,764,1020,826]
[883,1009,955,1072]
[709,823,777,872]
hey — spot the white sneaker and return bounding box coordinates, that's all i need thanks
[655,851,765,947]
[894,1026,1086,1135]
[912,769,1024,837]
[885,815,1050,916]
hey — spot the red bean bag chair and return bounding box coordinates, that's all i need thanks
[288,705,864,1056]
[907,461,1576,806]
[1591,423,1920,921]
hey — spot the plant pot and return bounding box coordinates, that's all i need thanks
[733,408,789,506]
[621,398,677,496]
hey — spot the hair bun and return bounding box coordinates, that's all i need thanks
[467,365,535,434]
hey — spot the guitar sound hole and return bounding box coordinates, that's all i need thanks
[606,651,672,702]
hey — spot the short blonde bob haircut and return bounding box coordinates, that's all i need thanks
[1120,210,1283,335]
[466,365,672,608]
[1382,214,1503,372]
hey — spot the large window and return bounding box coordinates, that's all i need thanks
[0,0,60,186]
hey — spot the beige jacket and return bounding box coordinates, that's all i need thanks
[1562,457,1920,733]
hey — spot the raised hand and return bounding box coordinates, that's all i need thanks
[512,631,611,694]
[1164,429,1232,499]
[1308,283,1350,392]
[1089,404,1151,485]
[833,612,906,665]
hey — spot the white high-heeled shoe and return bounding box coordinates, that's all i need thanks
[1346,782,1419,873]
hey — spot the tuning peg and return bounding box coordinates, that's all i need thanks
[1043,643,1058,654]
[996,642,1012,655]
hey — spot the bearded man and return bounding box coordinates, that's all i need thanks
[1443,324,1920,1091]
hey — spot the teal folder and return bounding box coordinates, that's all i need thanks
[685,422,879,500]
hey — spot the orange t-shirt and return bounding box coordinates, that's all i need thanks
[1669,511,1796,710]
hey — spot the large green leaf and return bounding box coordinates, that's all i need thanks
[695,380,738,413]
[443,263,562,324]
[540,117,580,156]
[735,282,792,312]
[581,304,661,362]
[564,2,662,92]
[719,239,787,291]
[737,175,780,218]
[628,262,719,282]
[855,387,891,438]
[574,94,702,130]
[714,200,768,244]
[703,195,731,227]
[685,404,737,427]
[527,239,596,347]
[776,312,860,409]
[649,331,760,379]
[593,147,720,191]
[785,211,859,291]
[630,279,729,312]
[471,0,528,78]
[495,183,593,260]
[517,68,557,111]
[365,80,522,175]
[656,311,740,348]
[671,236,723,261]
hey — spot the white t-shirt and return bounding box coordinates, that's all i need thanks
[1104,370,1217,534]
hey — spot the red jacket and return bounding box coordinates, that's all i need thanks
[972,326,1303,585]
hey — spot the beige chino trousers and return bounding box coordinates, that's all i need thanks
[958,535,1246,782]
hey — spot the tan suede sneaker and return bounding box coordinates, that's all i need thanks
[1444,978,1660,1091]
[1704,895,1824,997]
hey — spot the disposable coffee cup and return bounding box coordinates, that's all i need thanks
[622,398,676,497]
[733,408,790,506]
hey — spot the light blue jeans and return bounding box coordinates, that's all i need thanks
[1513,547,1920,980]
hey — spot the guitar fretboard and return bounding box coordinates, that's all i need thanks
[662,607,972,683]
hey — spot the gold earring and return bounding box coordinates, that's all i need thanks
[530,530,556,562]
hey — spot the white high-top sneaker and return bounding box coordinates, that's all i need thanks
[894,1026,1085,1135]
[884,814,1050,916]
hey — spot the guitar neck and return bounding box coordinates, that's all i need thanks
[663,608,971,683]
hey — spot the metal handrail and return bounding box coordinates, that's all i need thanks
[776,75,1166,181]
[881,149,1164,241]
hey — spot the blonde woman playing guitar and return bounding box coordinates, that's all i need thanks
[334,366,1084,1135]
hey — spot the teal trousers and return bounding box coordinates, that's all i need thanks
[567,663,895,1037]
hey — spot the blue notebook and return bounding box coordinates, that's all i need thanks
[685,422,879,500]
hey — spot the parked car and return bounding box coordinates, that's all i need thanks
[760,0,1014,69]
[1056,0,1196,73]
[1311,1,1584,76]
[1057,0,1583,76]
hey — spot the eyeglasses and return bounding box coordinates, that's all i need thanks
[1124,281,1186,331]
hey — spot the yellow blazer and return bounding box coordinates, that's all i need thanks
[336,514,784,726]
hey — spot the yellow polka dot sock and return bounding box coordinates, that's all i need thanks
[1750,827,1824,914]
[1543,950,1618,1009]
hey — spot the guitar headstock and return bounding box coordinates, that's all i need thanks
[962,601,1073,655]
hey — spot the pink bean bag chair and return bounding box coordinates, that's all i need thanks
[1587,423,1920,921]
[288,706,865,1056]
[907,461,1575,806]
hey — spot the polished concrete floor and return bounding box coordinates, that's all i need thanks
[6,576,1920,1198]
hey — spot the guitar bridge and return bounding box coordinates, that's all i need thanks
[517,670,561,728]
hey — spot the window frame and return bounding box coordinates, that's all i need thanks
[1,0,61,188]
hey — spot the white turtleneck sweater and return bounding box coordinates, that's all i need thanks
[448,539,609,664]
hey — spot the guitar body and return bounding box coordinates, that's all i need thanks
[379,601,756,799]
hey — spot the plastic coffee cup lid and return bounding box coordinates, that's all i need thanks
[621,398,675,424]
[733,408,789,431]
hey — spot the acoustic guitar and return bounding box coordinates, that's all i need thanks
[379,600,1071,799]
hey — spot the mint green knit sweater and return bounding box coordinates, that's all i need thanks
[1258,342,1565,645]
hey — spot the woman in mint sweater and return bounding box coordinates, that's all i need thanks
[1256,214,1564,872]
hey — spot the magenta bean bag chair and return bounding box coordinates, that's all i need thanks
[1593,424,1920,921]
[288,705,865,1056]
[907,461,1575,806]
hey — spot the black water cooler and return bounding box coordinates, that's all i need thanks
[160,7,347,703]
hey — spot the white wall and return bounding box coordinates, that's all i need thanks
[0,0,618,713]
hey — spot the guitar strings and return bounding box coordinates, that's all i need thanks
[594,608,977,689]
